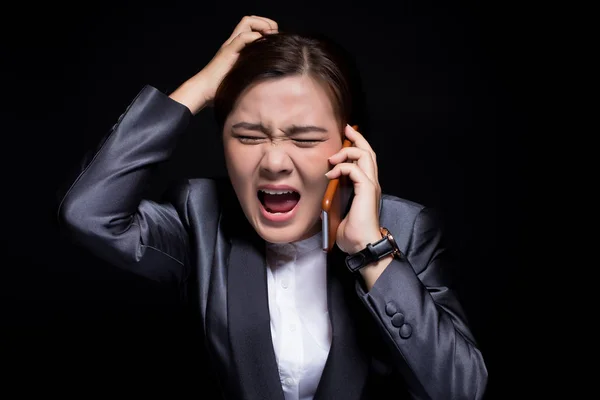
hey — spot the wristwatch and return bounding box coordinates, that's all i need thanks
[345,227,402,273]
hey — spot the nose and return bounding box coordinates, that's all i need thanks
[259,142,293,176]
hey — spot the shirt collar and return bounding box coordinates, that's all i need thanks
[266,230,323,257]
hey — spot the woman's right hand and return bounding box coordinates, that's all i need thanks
[169,15,278,115]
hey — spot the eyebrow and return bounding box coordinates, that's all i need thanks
[287,125,328,135]
[231,122,328,135]
[231,122,268,133]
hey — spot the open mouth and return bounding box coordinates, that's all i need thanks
[258,189,301,214]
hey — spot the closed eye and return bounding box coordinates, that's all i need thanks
[235,135,267,144]
[293,138,325,146]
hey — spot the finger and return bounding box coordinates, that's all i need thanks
[250,15,279,33]
[344,125,376,164]
[328,146,378,183]
[226,31,263,52]
[224,16,276,46]
[337,126,379,182]
[325,162,379,197]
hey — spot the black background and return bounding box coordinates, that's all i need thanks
[3,0,540,398]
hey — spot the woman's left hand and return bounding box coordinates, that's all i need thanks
[326,124,383,255]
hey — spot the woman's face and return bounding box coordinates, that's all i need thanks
[223,74,343,244]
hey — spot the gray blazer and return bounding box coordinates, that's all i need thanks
[58,85,488,399]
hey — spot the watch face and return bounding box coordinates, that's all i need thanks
[380,227,401,257]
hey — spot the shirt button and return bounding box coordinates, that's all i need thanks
[289,324,296,332]
[281,279,289,289]
[283,377,295,386]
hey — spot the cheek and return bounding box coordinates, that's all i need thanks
[224,144,259,188]
[295,149,334,189]
[224,144,245,181]
[303,145,339,174]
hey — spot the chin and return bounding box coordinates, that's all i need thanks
[254,224,311,244]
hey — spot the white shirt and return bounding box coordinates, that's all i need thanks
[266,231,332,400]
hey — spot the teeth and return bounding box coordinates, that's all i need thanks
[259,189,296,195]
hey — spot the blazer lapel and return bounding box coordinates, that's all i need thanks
[227,233,285,400]
[314,248,370,400]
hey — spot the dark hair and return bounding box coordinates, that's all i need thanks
[214,31,366,133]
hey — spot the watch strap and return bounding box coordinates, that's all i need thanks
[345,232,397,273]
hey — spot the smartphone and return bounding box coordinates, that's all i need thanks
[321,126,357,252]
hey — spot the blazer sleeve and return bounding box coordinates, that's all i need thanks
[356,207,488,400]
[57,85,193,286]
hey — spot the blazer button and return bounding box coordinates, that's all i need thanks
[391,313,405,327]
[399,323,412,339]
[385,302,398,316]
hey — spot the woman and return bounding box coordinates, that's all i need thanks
[58,15,488,400]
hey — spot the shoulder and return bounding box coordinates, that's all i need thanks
[380,194,426,218]
[166,177,231,198]
[379,194,436,254]
[169,177,251,237]
[380,193,427,229]
[163,177,235,220]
